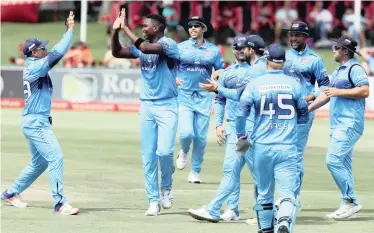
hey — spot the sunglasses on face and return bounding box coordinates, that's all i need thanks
[332,45,342,52]
[36,47,47,51]
[233,46,245,51]
[189,24,202,29]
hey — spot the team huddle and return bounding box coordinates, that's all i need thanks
[2,10,370,233]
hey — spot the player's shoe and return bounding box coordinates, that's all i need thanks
[161,189,173,209]
[176,150,188,170]
[188,207,219,223]
[145,202,161,216]
[326,201,362,220]
[220,209,240,221]
[1,190,28,208]
[188,171,201,183]
[277,225,290,233]
[245,217,258,225]
[55,203,80,215]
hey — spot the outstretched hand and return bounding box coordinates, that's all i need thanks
[66,11,75,29]
[199,78,219,92]
[113,8,127,30]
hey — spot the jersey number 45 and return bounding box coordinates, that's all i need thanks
[260,94,295,120]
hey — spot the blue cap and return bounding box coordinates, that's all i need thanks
[232,35,247,47]
[282,21,312,37]
[23,38,49,57]
[245,35,265,52]
[266,44,286,63]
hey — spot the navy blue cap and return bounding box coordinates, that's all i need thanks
[232,35,247,47]
[330,35,362,56]
[266,44,286,63]
[245,35,265,52]
[23,38,49,57]
[282,21,312,37]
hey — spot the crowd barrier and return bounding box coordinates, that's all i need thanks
[1,66,374,118]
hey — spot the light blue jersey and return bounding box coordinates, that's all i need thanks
[129,37,179,100]
[329,58,369,134]
[178,38,224,92]
[215,62,251,127]
[22,29,74,116]
[5,29,75,211]
[284,45,330,97]
[236,70,309,144]
[217,56,267,102]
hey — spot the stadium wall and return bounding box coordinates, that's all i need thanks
[1,67,374,119]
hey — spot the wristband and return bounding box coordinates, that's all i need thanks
[134,38,145,49]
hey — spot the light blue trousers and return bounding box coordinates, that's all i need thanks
[207,123,255,219]
[326,127,361,204]
[294,115,314,197]
[140,97,178,203]
[178,90,212,173]
[9,114,66,207]
[253,143,297,230]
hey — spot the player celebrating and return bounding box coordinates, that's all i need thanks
[188,35,250,222]
[198,35,267,223]
[282,21,330,204]
[308,35,369,220]
[175,17,224,183]
[1,12,79,215]
[111,9,179,216]
[236,44,309,233]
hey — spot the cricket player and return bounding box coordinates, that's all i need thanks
[1,12,79,215]
[175,17,224,183]
[197,35,267,222]
[308,35,369,220]
[236,44,309,233]
[282,21,330,202]
[111,9,179,216]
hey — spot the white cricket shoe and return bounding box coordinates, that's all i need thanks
[245,217,258,225]
[326,201,362,220]
[55,203,80,215]
[1,191,28,208]
[176,150,188,170]
[145,202,161,216]
[188,207,218,223]
[161,189,173,209]
[220,209,240,221]
[188,171,201,183]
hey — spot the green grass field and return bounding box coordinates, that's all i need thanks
[1,22,355,74]
[1,109,374,233]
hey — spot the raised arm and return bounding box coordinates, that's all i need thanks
[46,11,75,69]
[111,29,137,59]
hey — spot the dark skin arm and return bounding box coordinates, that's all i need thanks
[111,29,135,58]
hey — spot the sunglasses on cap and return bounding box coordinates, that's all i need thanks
[188,24,202,29]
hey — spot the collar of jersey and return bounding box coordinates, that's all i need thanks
[290,44,309,56]
[27,57,40,61]
[233,61,250,68]
[338,57,358,71]
[267,70,284,74]
[189,38,208,49]
[253,56,266,65]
